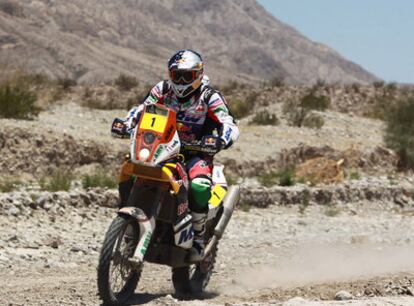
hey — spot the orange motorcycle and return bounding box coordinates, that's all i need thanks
[97,103,240,305]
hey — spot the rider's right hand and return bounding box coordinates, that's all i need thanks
[111,118,130,139]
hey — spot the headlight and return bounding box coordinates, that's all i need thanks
[139,148,150,161]
[143,132,156,144]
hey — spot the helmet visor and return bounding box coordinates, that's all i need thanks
[170,69,201,85]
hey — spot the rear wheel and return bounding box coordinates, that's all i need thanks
[97,215,141,305]
[171,240,219,296]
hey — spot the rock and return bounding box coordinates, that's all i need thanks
[0,254,10,263]
[5,205,20,216]
[335,290,354,300]
[283,297,308,306]
[43,237,63,249]
[70,246,86,254]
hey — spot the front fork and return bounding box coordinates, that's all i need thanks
[118,186,163,264]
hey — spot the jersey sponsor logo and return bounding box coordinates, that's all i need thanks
[177,202,188,216]
[178,227,194,244]
[176,112,204,123]
[224,128,233,141]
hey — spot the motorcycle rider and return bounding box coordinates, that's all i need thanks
[118,49,239,261]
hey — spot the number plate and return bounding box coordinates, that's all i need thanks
[140,113,168,133]
[209,184,227,207]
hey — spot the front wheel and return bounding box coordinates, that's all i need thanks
[97,215,141,305]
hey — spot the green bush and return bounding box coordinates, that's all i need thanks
[229,99,250,119]
[299,188,311,215]
[384,97,414,169]
[82,168,117,189]
[258,169,295,187]
[249,111,279,126]
[115,74,139,91]
[0,83,39,119]
[348,170,361,180]
[303,112,325,129]
[0,180,22,193]
[300,92,330,111]
[283,91,330,128]
[40,170,72,192]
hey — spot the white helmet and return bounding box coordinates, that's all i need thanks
[168,50,204,98]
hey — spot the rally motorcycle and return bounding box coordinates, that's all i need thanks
[97,103,240,305]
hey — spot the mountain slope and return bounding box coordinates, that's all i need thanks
[0,0,378,84]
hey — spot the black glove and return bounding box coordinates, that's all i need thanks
[111,118,130,139]
[200,135,224,155]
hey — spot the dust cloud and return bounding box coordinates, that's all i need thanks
[223,243,414,292]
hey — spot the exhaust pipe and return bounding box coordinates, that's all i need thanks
[204,185,240,257]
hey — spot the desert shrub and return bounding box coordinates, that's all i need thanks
[299,188,311,214]
[0,180,22,193]
[0,82,39,119]
[40,170,72,192]
[373,81,385,88]
[0,1,23,16]
[229,99,250,119]
[351,83,361,93]
[57,77,77,91]
[82,168,117,189]
[259,169,295,187]
[386,82,398,92]
[226,175,238,186]
[239,202,251,212]
[303,112,325,129]
[126,85,152,110]
[324,206,341,217]
[348,170,361,180]
[301,92,330,111]
[283,91,330,128]
[384,97,414,169]
[268,76,285,88]
[249,111,279,126]
[220,80,244,94]
[115,73,139,91]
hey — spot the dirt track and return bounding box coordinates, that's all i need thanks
[1,201,414,305]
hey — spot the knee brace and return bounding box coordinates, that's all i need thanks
[189,177,212,212]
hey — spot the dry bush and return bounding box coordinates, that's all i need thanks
[249,111,279,126]
[114,73,139,91]
[0,80,39,119]
[384,97,414,169]
[283,91,330,128]
[0,1,24,17]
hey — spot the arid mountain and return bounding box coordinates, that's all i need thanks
[0,0,378,84]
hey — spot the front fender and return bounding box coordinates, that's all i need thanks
[118,206,149,222]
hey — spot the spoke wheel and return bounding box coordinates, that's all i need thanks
[97,215,141,305]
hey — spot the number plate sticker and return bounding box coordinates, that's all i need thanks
[140,113,168,133]
[209,184,227,207]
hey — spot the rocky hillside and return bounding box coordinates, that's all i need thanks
[0,0,377,84]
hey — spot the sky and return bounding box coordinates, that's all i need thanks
[257,0,414,84]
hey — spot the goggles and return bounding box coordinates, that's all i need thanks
[170,69,202,85]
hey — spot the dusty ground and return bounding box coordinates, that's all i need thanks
[1,200,413,305]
